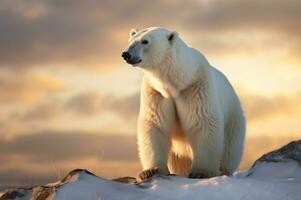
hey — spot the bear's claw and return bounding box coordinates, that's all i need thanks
[137,167,159,181]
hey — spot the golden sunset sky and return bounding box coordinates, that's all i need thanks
[0,0,301,187]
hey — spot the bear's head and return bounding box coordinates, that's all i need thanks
[122,27,178,69]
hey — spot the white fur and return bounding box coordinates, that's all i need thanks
[130,27,246,177]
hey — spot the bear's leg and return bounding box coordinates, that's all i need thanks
[137,125,172,181]
[220,112,246,175]
[136,78,176,181]
[187,120,224,178]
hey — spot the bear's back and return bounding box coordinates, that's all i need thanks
[211,66,242,117]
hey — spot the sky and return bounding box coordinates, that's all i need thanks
[0,0,301,187]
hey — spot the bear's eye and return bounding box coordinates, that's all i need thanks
[141,40,149,45]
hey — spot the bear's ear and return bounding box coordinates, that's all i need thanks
[167,31,178,44]
[130,28,139,37]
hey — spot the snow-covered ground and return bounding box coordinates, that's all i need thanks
[54,162,300,200]
[1,162,300,200]
[1,141,300,200]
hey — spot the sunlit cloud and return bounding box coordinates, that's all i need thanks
[0,0,300,69]
[241,92,301,121]
[0,71,64,104]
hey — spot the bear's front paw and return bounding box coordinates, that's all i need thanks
[137,167,159,182]
[188,170,217,179]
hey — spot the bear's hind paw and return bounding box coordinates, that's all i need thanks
[188,171,209,179]
[188,169,219,179]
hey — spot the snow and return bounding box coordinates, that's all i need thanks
[54,161,300,200]
[245,161,301,180]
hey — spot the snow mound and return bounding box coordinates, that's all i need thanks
[1,141,301,200]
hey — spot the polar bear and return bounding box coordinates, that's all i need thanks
[121,27,246,181]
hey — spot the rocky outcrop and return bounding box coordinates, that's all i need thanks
[251,140,301,166]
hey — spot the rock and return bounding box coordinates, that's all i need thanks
[112,176,137,184]
[0,189,31,200]
[31,186,56,200]
[251,140,301,166]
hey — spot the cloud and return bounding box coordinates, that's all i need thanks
[8,87,301,129]
[0,90,140,137]
[187,0,301,34]
[241,92,301,121]
[21,101,64,120]
[22,91,140,121]
[0,0,300,69]
[0,71,64,104]
[65,92,108,115]
[0,132,138,163]
[0,0,122,68]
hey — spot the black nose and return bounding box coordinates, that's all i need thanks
[122,51,131,61]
